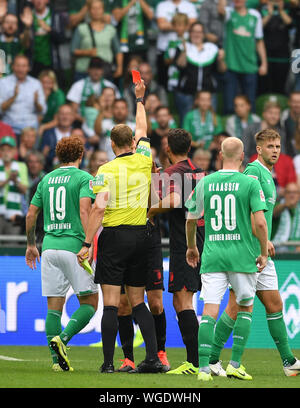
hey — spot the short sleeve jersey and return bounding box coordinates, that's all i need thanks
[31,166,95,254]
[244,159,276,256]
[186,170,267,274]
[224,8,263,74]
[155,0,197,52]
[163,158,205,253]
[92,138,152,227]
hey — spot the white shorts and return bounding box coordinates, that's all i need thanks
[256,260,278,291]
[200,272,257,307]
[41,249,99,297]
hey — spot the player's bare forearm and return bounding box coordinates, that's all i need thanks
[148,204,169,220]
[26,205,40,246]
[80,197,92,234]
[148,192,180,217]
[186,216,200,268]
[84,206,105,244]
[80,209,90,235]
[251,212,275,256]
[186,217,197,249]
[25,206,41,269]
[250,212,257,237]
[26,223,36,247]
[83,192,109,243]
[253,210,268,257]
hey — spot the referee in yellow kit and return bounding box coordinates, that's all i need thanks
[77,80,163,374]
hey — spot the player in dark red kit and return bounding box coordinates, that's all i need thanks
[148,128,205,374]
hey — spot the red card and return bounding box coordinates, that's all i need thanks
[132,70,141,84]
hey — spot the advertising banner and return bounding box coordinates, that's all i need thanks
[0,257,299,348]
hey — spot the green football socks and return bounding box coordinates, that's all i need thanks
[198,315,216,369]
[59,304,96,345]
[267,312,296,366]
[46,309,62,364]
[230,311,252,367]
[210,311,235,364]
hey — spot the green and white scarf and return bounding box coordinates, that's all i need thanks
[120,0,145,53]
[0,160,22,219]
[273,202,300,250]
[191,109,215,149]
[80,77,105,116]
[234,114,254,140]
[33,7,51,35]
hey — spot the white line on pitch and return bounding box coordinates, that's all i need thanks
[0,355,26,361]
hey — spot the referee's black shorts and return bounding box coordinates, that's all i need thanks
[95,225,149,287]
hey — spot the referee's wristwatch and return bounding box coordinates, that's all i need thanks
[136,97,144,104]
[82,241,91,248]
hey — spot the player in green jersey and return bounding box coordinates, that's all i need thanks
[210,129,300,377]
[185,137,268,381]
[25,136,99,372]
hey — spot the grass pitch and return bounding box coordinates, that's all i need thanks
[0,346,299,389]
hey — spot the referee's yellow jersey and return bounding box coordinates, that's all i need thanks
[92,138,152,227]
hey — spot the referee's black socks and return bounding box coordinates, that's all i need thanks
[132,302,158,361]
[101,306,119,366]
[177,309,199,368]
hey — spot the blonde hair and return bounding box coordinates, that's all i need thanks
[193,148,212,160]
[38,69,58,92]
[263,101,281,112]
[255,129,281,145]
[21,127,36,137]
[221,137,244,159]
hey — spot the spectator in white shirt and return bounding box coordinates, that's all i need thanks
[66,57,121,123]
[0,55,47,136]
[94,98,135,161]
[155,0,197,87]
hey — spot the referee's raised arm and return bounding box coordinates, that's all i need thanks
[134,80,147,145]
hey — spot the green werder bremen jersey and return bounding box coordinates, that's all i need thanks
[31,166,95,254]
[244,159,276,257]
[186,170,267,274]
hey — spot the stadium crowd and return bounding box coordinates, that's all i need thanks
[0,0,300,249]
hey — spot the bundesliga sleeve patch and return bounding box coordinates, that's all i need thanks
[93,174,105,187]
[260,189,265,202]
[136,141,151,158]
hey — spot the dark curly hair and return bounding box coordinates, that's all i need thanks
[167,128,191,155]
[56,136,84,164]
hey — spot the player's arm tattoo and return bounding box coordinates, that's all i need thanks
[26,224,36,246]
[26,205,40,246]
